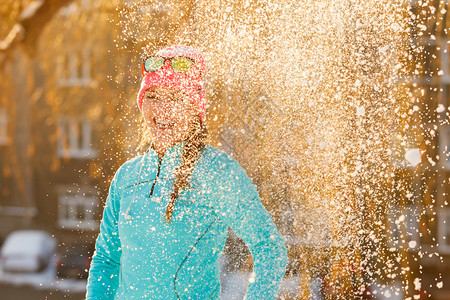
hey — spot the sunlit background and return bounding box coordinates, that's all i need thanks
[0,0,449,299]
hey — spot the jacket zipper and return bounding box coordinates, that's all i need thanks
[149,157,162,198]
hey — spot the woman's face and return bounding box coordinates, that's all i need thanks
[142,86,198,149]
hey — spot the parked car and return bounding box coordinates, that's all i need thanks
[0,230,57,272]
[56,244,93,279]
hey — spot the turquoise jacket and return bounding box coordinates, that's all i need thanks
[86,141,287,299]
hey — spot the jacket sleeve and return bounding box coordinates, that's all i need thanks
[212,156,288,300]
[85,168,122,299]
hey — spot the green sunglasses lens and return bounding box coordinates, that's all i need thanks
[144,57,165,72]
[171,57,194,73]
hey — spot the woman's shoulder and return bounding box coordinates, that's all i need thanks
[199,144,256,195]
[112,154,146,184]
[201,144,244,173]
[119,154,144,171]
[202,144,234,164]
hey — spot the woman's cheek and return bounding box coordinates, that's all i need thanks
[145,119,153,129]
[142,112,152,124]
[142,106,151,120]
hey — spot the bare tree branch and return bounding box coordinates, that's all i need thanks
[0,0,73,63]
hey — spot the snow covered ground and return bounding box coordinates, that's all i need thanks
[0,256,86,293]
[0,256,300,298]
[0,257,254,297]
[0,258,405,300]
[370,280,404,300]
[220,271,250,300]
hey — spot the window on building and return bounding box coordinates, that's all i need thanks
[387,205,420,251]
[440,125,450,169]
[387,205,401,250]
[60,0,100,15]
[441,39,449,83]
[57,186,98,230]
[0,108,8,145]
[417,171,438,246]
[59,2,78,15]
[389,122,423,169]
[438,208,450,254]
[444,84,450,113]
[56,47,93,87]
[57,116,97,159]
[421,44,440,78]
[405,205,420,248]
[419,208,438,246]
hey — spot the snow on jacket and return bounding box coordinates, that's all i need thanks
[85,141,287,299]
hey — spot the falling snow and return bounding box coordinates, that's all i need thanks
[113,0,449,298]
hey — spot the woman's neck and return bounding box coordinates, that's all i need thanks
[151,140,181,159]
[151,142,167,159]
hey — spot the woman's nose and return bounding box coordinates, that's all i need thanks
[157,100,174,115]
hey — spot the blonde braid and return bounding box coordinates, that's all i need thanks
[165,118,208,223]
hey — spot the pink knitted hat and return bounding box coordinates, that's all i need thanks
[137,45,207,122]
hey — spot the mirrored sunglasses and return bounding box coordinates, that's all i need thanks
[141,56,195,76]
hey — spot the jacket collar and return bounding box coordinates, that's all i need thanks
[144,140,188,179]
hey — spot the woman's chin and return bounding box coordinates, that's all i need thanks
[152,134,182,147]
[150,126,174,137]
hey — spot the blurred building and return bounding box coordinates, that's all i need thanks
[1,0,449,298]
[407,0,450,296]
[382,1,450,298]
[0,0,125,247]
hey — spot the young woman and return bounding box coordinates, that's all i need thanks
[85,45,287,299]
